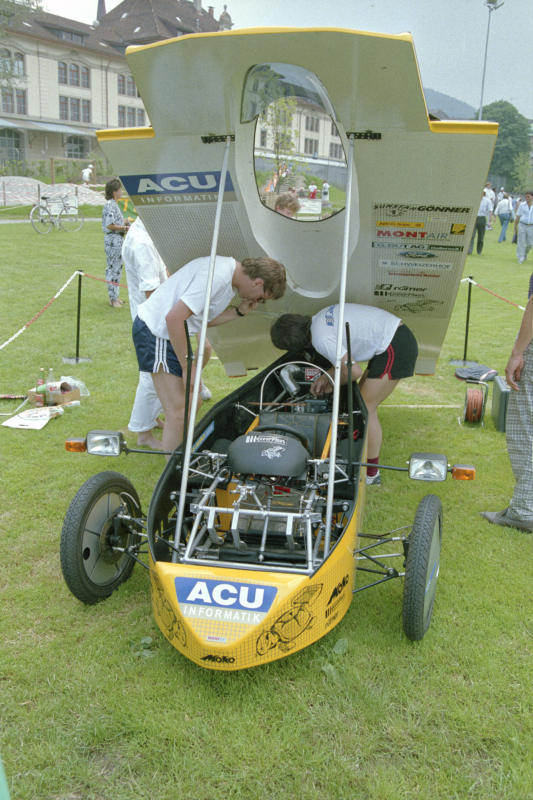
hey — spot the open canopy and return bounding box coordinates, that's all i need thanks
[97,27,497,376]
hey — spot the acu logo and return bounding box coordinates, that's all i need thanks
[122,171,235,195]
[186,580,265,609]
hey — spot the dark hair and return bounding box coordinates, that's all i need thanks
[270,314,312,352]
[105,178,122,200]
[241,257,286,300]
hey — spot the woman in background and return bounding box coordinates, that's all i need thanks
[102,178,129,307]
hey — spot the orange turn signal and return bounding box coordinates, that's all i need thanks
[451,464,476,481]
[65,438,87,453]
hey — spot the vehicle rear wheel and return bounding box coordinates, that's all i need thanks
[30,205,53,234]
[59,206,84,232]
[60,471,141,604]
[402,494,442,641]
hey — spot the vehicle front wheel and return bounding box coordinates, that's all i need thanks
[402,494,442,641]
[60,471,141,604]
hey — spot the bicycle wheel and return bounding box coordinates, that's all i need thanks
[59,206,84,232]
[30,205,53,234]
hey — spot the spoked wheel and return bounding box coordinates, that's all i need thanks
[59,206,84,232]
[30,205,53,234]
[402,494,442,641]
[60,471,142,604]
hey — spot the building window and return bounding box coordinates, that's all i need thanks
[0,48,25,77]
[329,142,344,160]
[136,108,145,126]
[69,63,79,86]
[305,116,319,132]
[0,128,22,161]
[127,106,136,127]
[126,75,136,97]
[69,97,80,121]
[1,88,14,114]
[331,122,339,137]
[0,48,9,72]
[13,52,24,76]
[304,137,318,156]
[15,89,26,115]
[82,99,91,123]
[118,74,137,97]
[49,28,85,45]
[81,65,90,88]
[65,135,88,159]
[58,61,67,84]
[118,105,126,127]
[59,95,68,120]
[260,128,267,147]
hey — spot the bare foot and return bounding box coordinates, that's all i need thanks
[137,433,162,449]
[155,416,165,429]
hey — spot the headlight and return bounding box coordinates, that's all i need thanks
[86,430,124,456]
[409,453,448,482]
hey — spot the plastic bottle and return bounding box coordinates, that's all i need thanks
[46,367,60,403]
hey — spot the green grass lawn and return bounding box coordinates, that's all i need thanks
[0,221,531,800]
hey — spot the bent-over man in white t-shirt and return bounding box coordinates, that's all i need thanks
[270,303,418,485]
[133,255,286,454]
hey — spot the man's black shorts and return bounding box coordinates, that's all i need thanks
[367,323,418,380]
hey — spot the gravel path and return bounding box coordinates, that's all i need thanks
[0,175,105,207]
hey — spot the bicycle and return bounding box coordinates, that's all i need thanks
[30,194,85,234]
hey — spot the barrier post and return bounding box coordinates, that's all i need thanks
[62,271,92,364]
[463,275,473,363]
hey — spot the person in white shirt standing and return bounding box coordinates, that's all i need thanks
[514,191,533,264]
[81,164,93,185]
[123,218,215,448]
[468,191,493,255]
[495,192,513,243]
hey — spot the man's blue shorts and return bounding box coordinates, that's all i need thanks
[132,316,183,377]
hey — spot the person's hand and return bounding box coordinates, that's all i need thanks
[238,299,259,315]
[505,352,524,390]
[310,374,333,396]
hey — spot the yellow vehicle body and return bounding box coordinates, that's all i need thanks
[149,492,363,671]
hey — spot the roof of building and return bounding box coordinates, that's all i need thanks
[5,0,231,58]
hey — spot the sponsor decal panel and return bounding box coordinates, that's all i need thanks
[371,200,473,320]
[175,577,277,625]
[121,171,236,206]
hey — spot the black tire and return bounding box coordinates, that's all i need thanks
[59,206,84,232]
[30,205,53,234]
[60,471,141,604]
[402,494,442,641]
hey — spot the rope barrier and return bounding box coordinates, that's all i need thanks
[461,277,525,311]
[83,272,127,289]
[0,270,82,352]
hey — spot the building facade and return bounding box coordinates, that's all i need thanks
[0,0,232,168]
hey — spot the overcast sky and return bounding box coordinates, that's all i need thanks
[43,0,533,119]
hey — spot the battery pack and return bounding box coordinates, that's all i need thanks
[491,376,510,432]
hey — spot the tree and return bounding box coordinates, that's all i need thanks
[0,0,41,32]
[480,100,530,190]
[0,1,41,84]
